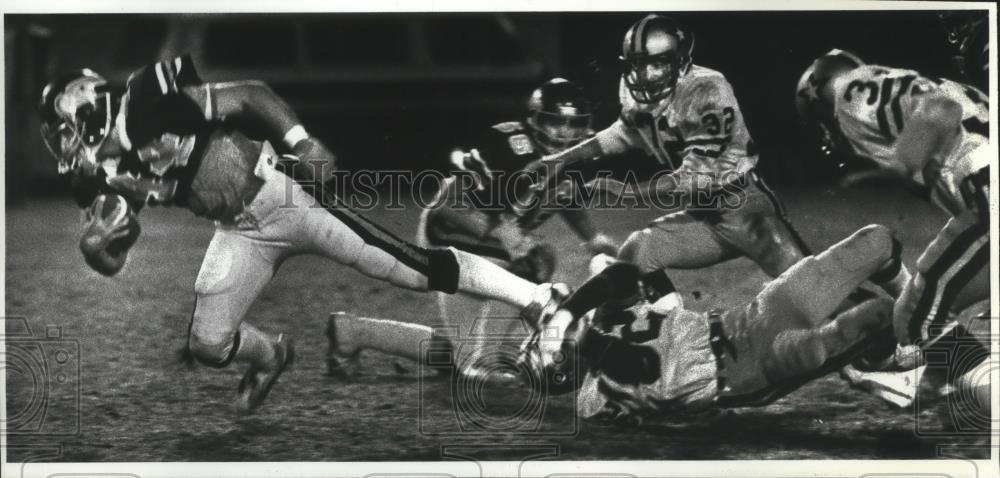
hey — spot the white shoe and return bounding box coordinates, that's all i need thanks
[840,364,926,408]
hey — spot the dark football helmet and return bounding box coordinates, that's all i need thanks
[620,14,694,103]
[39,69,118,174]
[525,78,593,154]
[794,49,865,157]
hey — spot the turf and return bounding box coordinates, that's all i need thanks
[4,184,991,461]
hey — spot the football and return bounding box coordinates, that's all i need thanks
[94,194,141,255]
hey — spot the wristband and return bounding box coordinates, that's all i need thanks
[283,125,309,149]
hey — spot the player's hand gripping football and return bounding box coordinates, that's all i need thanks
[80,195,134,257]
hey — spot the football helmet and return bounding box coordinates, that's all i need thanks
[620,14,694,103]
[794,49,865,156]
[39,69,118,174]
[526,78,593,154]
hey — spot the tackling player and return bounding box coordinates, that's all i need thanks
[326,78,619,379]
[795,49,990,401]
[520,14,812,313]
[37,56,566,414]
[523,224,918,422]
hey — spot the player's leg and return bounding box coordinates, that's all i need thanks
[771,298,894,375]
[617,211,734,272]
[188,227,295,413]
[754,224,906,328]
[188,229,282,369]
[893,209,990,347]
[712,172,810,277]
[287,177,551,310]
[326,312,451,373]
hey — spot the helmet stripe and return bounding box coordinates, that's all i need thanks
[634,16,651,55]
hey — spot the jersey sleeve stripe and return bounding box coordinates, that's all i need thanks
[875,78,894,138]
[203,84,214,121]
[663,136,732,149]
[890,75,916,133]
[154,63,169,95]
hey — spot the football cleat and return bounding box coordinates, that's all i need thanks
[236,334,295,415]
[840,364,925,408]
[325,312,361,378]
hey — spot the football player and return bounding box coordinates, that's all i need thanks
[519,14,814,312]
[326,79,619,379]
[514,15,914,402]
[938,10,988,92]
[38,56,566,414]
[523,224,916,422]
[795,49,990,398]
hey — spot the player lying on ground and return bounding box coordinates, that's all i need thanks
[38,56,566,414]
[795,49,991,401]
[327,224,919,420]
[327,78,619,379]
[522,224,932,422]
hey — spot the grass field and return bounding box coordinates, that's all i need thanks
[4,183,991,461]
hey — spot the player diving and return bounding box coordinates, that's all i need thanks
[37,55,567,415]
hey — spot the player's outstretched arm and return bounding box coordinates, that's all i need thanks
[192,80,336,181]
[893,93,963,180]
[522,119,636,194]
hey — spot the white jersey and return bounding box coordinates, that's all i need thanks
[831,65,989,215]
[598,65,758,185]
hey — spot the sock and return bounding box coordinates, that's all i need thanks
[876,264,912,300]
[453,249,537,307]
[232,322,277,370]
[337,316,434,363]
[870,237,910,299]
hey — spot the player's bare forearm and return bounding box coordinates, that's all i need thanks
[894,95,963,179]
[199,82,336,180]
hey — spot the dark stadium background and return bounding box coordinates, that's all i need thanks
[4,10,992,463]
[4,10,971,204]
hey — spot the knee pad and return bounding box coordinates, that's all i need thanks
[188,330,241,368]
[857,224,896,256]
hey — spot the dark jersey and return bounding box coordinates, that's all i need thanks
[73,55,266,220]
[463,120,544,214]
[459,120,599,230]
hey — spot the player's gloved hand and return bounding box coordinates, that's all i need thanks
[585,232,620,257]
[507,243,558,284]
[488,213,535,259]
[79,196,133,257]
[291,136,337,182]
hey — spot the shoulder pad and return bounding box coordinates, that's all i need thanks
[492,121,525,134]
[128,54,203,97]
